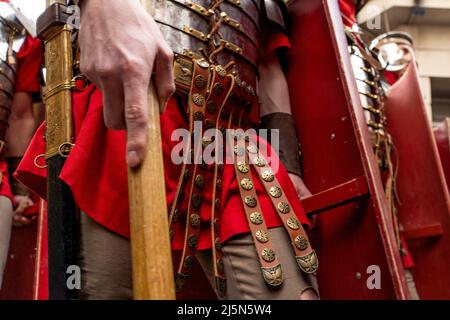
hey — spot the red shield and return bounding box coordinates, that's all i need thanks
[287,0,409,299]
[385,61,450,300]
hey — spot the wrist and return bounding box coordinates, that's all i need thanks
[7,157,30,197]
[260,112,302,177]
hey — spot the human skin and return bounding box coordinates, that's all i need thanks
[259,51,312,199]
[79,0,175,168]
[5,92,36,226]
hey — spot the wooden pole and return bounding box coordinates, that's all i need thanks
[128,0,175,300]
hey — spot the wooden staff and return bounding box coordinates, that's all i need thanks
[127,0,175,300]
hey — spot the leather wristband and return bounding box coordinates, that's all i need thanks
[7,157,30,196]
[260,112,302,177]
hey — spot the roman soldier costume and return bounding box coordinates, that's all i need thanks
[17,0,318,299]
[0,0,42,299]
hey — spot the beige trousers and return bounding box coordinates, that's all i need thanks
[79,213,318,300]
[0,196,14,289]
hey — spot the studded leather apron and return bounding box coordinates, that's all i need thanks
[152,0,318,296]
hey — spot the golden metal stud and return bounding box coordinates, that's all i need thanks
[190,213,201,227]
[240,178,254,191]
[192,93,205,106]
[287,217,301,230]
[277,202,291,214]
[261,169,275,182]
[237,162,249,173]
[250,212,263,225]
[262,248,276,262]
[295,235,309,250]
[269,186,282,198]
[244,196,257,208]
[255,230,269,243]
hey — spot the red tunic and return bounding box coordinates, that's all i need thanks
[339,0,357,26]
[1,35,42,202]
[17,31,310,250]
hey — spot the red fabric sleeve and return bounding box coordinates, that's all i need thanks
[15,35,42,94]
[264,28,291,56]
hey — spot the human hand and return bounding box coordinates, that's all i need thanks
[12,195,35,227]
[79,0,175,167]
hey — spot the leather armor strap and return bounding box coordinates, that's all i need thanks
[248,147,318,274]
[260,112,302,177]
[205,70,235,298]
[7,156,30,196]
[231,123,284,287]
[174,59,211,291]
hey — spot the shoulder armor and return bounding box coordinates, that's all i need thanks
[0,2,36,37]
[263,0,287,30]
[0,3,26,64]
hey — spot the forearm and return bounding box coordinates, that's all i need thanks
[259,53,293,116]
[259,55,302,177]
[5,93,36,158]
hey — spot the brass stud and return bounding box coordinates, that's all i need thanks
[295,235,309,250]
[261,169,274,182]
[183,255,195,269]
[287,217,301,230]
[269,186,282,198]
[215,65,227,77]
[183,169,190,181]
[206,100,218,113]
[214,218,220,230]
[173,208,181,223]
[195,174,204,189]
[255,230,269,243]
[216,179,223,191]
[261,248,276,262]
[197,59,210,68]
[215,238,222,251]
[192,194,202,209]
[204,119,215,130]
[253,156,266,167]
[250,212,263,225]
[217,258,225,273]
[215,198,221,210]
[188,235,199,248]
[244,196,257,208]
[190,213,201,227]
[193,111,203,121]
[240,178,254,191]
[202,136,212,148]
[213,83,224,96]
[195,75,207,89]
[192,93,205,106]
[237,162,249,173]
[277,202,290,214]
